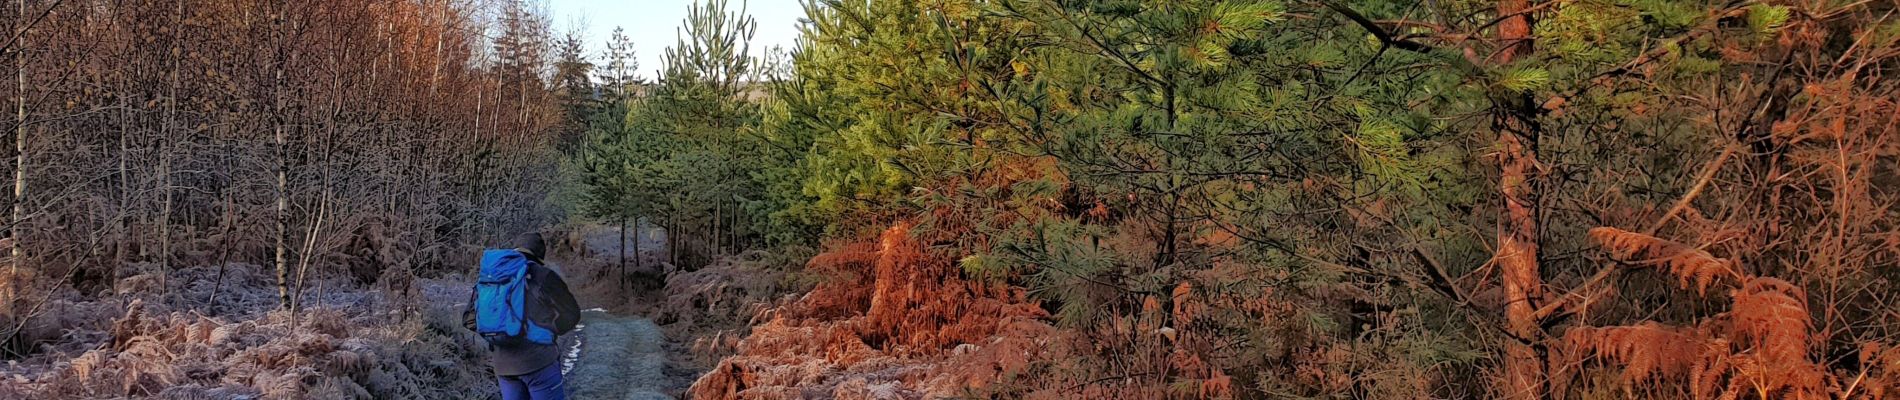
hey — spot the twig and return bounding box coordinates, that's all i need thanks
[0,0,65,57]
[1314,0,1435,53]
[1533,143,1738,323]
[1644,144,1739,235]
[289,188,332,330]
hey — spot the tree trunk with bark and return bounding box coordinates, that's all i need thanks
[632,218,642,272]
[618,218,627,287]
[273,0,292,310]
[1492,0,1545,398]
[9,0,27,316]
[158,0,182,299]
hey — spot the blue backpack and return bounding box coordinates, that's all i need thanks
[474,249,556,346]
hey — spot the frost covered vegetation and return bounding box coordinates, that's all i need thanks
[5,0,1900,399]
[0,264,493,398]
[2,0,567,398]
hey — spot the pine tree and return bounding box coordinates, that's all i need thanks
[553,29,596,151]
[572,0,770,271]
[598,26,641,100]
[492,0,551,126]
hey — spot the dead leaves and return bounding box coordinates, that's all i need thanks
[1571,226,1839,399]
[1587,227,1741,294]
[1557,277,1829,400]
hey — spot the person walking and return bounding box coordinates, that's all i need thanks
[464,232,581,400]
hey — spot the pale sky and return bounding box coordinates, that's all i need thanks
[547,0,806,81]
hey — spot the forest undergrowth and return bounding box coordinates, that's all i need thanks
[1,0,570,397]
[589,0,1900,398]
[0,262,493,399]
[6,0,1900,398]
[687,223,1062,399]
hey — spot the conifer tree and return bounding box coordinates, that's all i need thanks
[598,26,641,100]
[573,0,770,269]
[553,29,596,152]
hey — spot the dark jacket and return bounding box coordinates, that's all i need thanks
[463,250,581,376]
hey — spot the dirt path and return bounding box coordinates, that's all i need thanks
[559,223,687,399]
[419,281,683,398]
[564,309,674,400]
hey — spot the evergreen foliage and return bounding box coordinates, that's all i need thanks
[563,0,1900,397]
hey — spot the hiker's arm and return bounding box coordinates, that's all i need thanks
[544,269,581,334]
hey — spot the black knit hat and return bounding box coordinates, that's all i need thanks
[510,232,546,260]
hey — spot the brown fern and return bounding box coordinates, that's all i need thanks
[1554,275,1835,399]
[1587,227,1741,294]
[1561,322,1717,385]
[1725,277,1826,399]
[1853,343,1900,399]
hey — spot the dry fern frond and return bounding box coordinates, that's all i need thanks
[1562,276,1832,399]
[110,298,150,350]
[1587,227,1741,294]
[1562,322,1715,384]
[1171,282,1201,326]
[1726,277,1826,397]
[1727,278,1811,363]
[69,350,106,380]
[1855,342,1900,400]
[807,242,880,272]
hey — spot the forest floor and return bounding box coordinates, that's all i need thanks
[0,223,697,399]
[564,309,675,400]
[353,223,699,398]
[555,224,699,399]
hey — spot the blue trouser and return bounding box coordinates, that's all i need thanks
[497,363,566,400]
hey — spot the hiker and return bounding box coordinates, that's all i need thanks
[463,232,582,400]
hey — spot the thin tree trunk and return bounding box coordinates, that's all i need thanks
[115,79,128,299]
[291,189,330,322]
[10,0,29,315]
[618,218,627,287]
[273,0,292,310]
[427,0,444,98]
[1495,119,1545,400]
[111,0,133,305]
[632,218,641,273]
[210,191,233,313]
[293,62,343,319]
[158,0,182,300]
[668,214,678,266]
[1492,1,1544,398]
[1157,84,1180,270]
[1160,192,1178,269]
[1496,0,1533,64]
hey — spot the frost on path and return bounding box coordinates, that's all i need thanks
[562,323,586,375]
[566,310,674,400]
[562,226,678,399]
